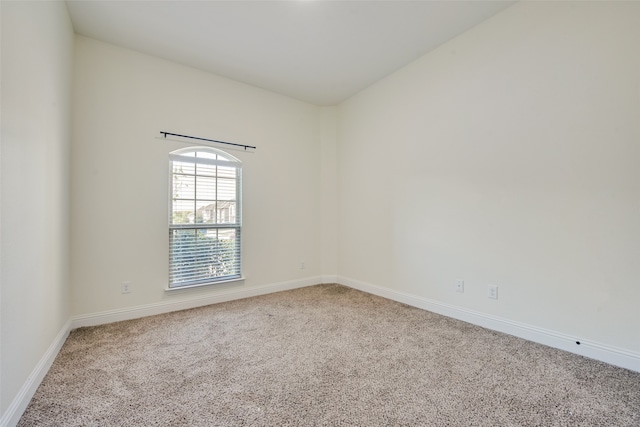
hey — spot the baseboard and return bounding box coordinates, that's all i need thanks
[0,320,71,427]
[7,275,636,427]
[338,276,640,373]
[321,274,338,284]
[71,276,322,329]
[3,277,320,426]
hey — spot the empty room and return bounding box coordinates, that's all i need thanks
[1,0,639,425]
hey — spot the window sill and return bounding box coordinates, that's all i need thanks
[164,277,245,292]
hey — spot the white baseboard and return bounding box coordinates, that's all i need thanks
[71,276,321,329]
[0,320,71,427]
[321,274,338,284]
[5,275,637,427]
[3,277,320,426]
[338,275,640,373]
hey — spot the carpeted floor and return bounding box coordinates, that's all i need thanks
[19,284,640,426]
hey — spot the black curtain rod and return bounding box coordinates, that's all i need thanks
[161,132,256,150]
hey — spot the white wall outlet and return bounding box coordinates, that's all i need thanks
[455,279,464,293]
[488,284,498,299]
[121,281,132,294]
[300,260,305,269]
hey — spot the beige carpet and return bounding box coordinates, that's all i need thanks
[19,284,640,426]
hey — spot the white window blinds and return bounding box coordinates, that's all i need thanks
[169,147,242,288]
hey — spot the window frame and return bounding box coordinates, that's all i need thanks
[167,146,243,289]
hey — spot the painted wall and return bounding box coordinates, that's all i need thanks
[0,0,74,416]
[70,37,328,316]
[4,3,639,420]
[337,2,640,353]
[320,107,338,277]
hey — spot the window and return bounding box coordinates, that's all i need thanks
[169,147,242,288]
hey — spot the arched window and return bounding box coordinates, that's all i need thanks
[169,147,242,288]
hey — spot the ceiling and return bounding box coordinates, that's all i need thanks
[66,1,514,106]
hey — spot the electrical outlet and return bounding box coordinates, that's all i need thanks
[488,284,498,299]
[455,279,464,293]
[300,260,305,269]
[121,281,132,294]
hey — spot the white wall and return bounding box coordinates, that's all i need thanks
[3,5,639,423]
[320,107,338,278]
[0,0,74,417]
[337,2,640,354]
[70,37,329,317]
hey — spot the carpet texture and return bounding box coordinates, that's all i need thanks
[19,284,640,426]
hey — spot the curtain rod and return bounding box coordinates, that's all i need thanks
[160,131,256,151]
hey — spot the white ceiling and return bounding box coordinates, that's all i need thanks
[66,0,514,106]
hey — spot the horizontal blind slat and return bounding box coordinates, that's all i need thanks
[170,154,240,168]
